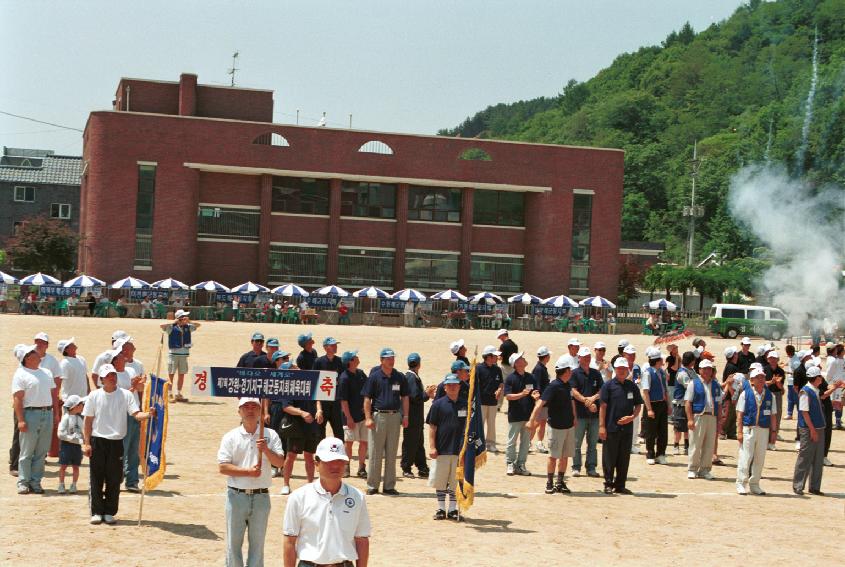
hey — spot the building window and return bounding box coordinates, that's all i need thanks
[341,181,396,219]
[473,189,524,226]
[408,186,461,223]
[197,206,260,241]
[268,244,327,285]
[569,193,593,294]
[404,251,459,290]
[271,177,330,215]
[470,254,523,293]
[338,247,394,288]
[13,186,35,202]
[50,203,71,219]
[134,164,156,267]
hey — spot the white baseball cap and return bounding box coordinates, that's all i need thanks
[508,352,525,367]
[749,362,764,372]
[577,346,591,358]
[496,329,509,338]
[594,341,606,350]
[315,436,350,462]
[724,346,738,359]
[481,345,501,357]
[567,338,581,347]
[699,359,714,369]
[617,339,630,348]
[112,330,129,341]
[63,394,86,409]
[741,337,752,345]
[238,397,261,407]
[449,339,465,355]
[766,350,779,359]
[14,344,37,363]
[750,368,766,378]
[98,363,118,377]
[646,347,662,360]
[554,355,575,371]
[175,309,190,318]
[537,346,551,357]
[799,350,813,360]
[33,332,49,342]
[623,345,637,355]
[806,366,821,378]
[57,338,76,354]
[613,358,629,369]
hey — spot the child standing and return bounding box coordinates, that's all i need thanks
[57,394,85,494]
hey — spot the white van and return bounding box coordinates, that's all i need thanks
[708,304,789,340]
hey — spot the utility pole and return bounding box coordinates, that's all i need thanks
[227,52,240,87]
[684,141,704,266]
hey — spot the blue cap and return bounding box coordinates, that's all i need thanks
[451,360,471,373]
[297,332,313,347]
[251,332,265,341]
[407,352,421,365]
[280,361,293,369]
[271,350,290,362]
[380,347,396,358]
[323,337,339,346]
[341,350,359,365]
[442,373,461,385]
[266,338,280,348]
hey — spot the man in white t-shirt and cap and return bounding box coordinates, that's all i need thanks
[591,341,611,382]
[57,337,89,400]
[91,330,130,390]
[218,397,285,567]
[161,309,201,402]
[735,366,776,495]
[32,332,62,459]
[283,437,371,567]
[561,338,581,370]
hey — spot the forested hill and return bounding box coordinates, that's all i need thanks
[439,0,845,262]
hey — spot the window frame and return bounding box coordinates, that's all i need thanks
[403,250,460,290]
[469,254,524,294]
[472,189,524,227]
[271,176,331,216]
[407,186,462,223]
[268,243,328,286]
[340,181,397,219]
[337,247,395,289]
[50,203,71,219]
[197,206,261,241]
[13,186,35,202]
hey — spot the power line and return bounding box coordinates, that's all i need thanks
[0,110,83,132]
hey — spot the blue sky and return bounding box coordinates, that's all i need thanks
[0,0,744,155]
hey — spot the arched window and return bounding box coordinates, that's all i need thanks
[20,158,32,167]
[458,147,492,161]
[252,132,290,147]
[358,140,394,155]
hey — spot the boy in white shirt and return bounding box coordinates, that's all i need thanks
[57,394,85,494]
[57,338,89,400]
[82,363,153,525]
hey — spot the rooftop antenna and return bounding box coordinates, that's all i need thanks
[227,51,240,86]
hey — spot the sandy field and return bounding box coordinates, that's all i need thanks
[1,315,843,566]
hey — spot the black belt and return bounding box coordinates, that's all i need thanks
[25,406,52,411]
[299,561,352,567]
[228,486,268,494]
[375,409,399,414]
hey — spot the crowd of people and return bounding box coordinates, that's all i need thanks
[9,316,845,566]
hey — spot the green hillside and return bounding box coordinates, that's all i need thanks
[439,0,845,263]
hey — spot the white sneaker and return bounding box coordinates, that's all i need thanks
[768,444,777,451]
[506,463,515,476]
[571,469,580,477]
[90,515,103,525]
[701,471,714,480]
[516,466,532,476]
[280,485,291,495]
[69,483,77,494]
[795,441,801,451]
[823,457,833,466]
[57,483,66,495]
[103,514,116,525]
[630,446,641,455]
[656,456,668,465]
[736,484,748,495]
[687,471,697,479]
[673,446,681,455]
[536,442,548,454]
[646,458,656,465]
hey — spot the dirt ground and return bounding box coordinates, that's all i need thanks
[1,315,842,566]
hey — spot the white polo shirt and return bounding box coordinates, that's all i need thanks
[736,388,778,421]
[11,366,55,407]
[217,426,283,490]
[82,387,139,440]
[40,352,62,379]
[59,355,89,399]
[283,480,371,564]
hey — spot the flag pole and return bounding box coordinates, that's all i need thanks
[138,335,164,526]
[456,345,478,520]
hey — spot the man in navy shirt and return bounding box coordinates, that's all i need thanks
[504,352,539,476]
[402,353,436,479]
[279,395,319,496]
[338,350,369,479]
[315,337,344,440]
[295,332,317,371]
[435,360,470,400]
[236,332,266,368]
[477,345,503,453]
[251,337,279,369]
[362,348,409,495]
[599,358,643,494]
[531,346,552,455]
[426,374,467,521]
[528,355,576,494]
[569,347,604,478]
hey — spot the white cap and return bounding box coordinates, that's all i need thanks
[696,345,705,354]
[617,339,629,348]
[724,346,738,359]
[623,345,637,355]
[112,330,129,341]
[806,366,822,378]
[537,346,551,357]
[33,332,49,342]
[741,337,752,345]
[63,394,86,409]
[315,436,350,462]
[750,368,766,378]
[577,346,591,358]
[594,341,606,350]
[766,350,779,359]
[567,338,581,347]
[14,344,37,363]
[481,345,501,357]
[613,358,629,369]
[554,355,575,371]
[799,350,813,359]
[508,352,525,367]
[749,362,764,372]
[699,359,714,369]
[449,339,465,355]
[98,363,117,377]
[238,397,261,407]
[57,337,76,354]
[756,345,766,356]
[496,328,509,338]
[175,309,190,318]
[646,347,662,360]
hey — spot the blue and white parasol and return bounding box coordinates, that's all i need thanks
[579,296,617,309]
[542,294,579,308]
[63,274,105,288]
[314,284,349,297]
[271,284,310,297]
[647,299,677,311]
[470,291,504,305]
[110,276,151,289]
[431,289,468,301]
[190,280,231,293]
[353,286,391,299]
[20,272,61,285]
[152,278,190,290]
[392,288,427,301]
[0,270,18,284]
[231,281,270,294]
[508,292,541,305]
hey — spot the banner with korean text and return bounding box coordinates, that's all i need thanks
[191,366,338,401]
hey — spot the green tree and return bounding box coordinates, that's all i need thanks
[6,216,78,277]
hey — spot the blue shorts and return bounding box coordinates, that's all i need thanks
[59,441,82,466]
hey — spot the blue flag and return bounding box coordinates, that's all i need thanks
[140,374,169,491]
[456,356,486,512]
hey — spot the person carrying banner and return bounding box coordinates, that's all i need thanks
[237,332,266,368]
[82,363,154,524]
[283,437,371,567]
[599,358,643,494]
[426,374,467,520]
[339,350,371,479]
[12,343,55,494]
[161,310,200,402]
[107,339,146,492]
[218,397,285,567]
[362,347,409,495]
[314,337,344,439]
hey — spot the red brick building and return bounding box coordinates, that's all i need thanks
[79,74,624,298]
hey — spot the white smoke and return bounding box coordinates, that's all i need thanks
[728,163,845,335]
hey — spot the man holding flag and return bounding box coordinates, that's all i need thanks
[426,374,466,520]
[455,348,487,515]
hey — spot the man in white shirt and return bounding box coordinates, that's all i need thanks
[57,338,89,400]
[218,397,285,567]
[82,363,153,525]
[33,332,63,459]
[90,330,130,390]
[283,437,371,567]
[12,344,56,494]
[685,359,721,480]
[735,367,776,495]
[590,342,611,382]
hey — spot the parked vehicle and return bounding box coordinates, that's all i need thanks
[707,303,788,340]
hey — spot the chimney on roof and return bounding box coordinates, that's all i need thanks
[179,73,197,117]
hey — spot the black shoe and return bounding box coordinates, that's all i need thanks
[402,471,415,479]
[366,488,379,495]
[793,489,804,496]
[614,487,634,495]
[417,470,430,478]
[556,482,571,494]
[447,510,462,522]
[383,488,399,495]
[30,486,45,494]
[357,469,368,479]
[545,482,555,494]
[9,469,18,477]
[433,509,447,520]
[125,485,141,493]
[809,490,825,496]
[604,486,614,494]
[587,471,601,478]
